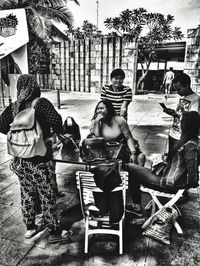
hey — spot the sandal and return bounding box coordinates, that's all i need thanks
[48,230,73,244]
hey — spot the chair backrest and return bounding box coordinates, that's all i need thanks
[76,171,128,218]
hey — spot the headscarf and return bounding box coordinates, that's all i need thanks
[12,74,41,116]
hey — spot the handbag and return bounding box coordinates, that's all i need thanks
[91,160,122,192]
[151,154,167,176]
[80,137,109,162]
[143,206,178,245]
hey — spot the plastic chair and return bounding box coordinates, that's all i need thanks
[76,170,128,254]
[141,186,185,234]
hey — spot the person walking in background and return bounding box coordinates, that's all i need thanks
[0,74,72,243]
[163,67,174,99]
[101,68,132,120]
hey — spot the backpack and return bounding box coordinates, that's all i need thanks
[62,116,81,143]
[7,98,47,158]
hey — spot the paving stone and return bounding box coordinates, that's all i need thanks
[0,204,19,225]
[18,246,84,266]
[0,237,33,266]
[0,182,21,207]
[146,238,200,266]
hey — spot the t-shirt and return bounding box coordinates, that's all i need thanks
[101,84,132,116]
[164,71,174,84]
[169,93,200,140]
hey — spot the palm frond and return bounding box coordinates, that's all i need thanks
[36,5,74,28]
[26,7,50,39]
[0,0,18,9]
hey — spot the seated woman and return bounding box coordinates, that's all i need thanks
[90,100,146,165]
[124,111,200,217]
[90,100,146,216]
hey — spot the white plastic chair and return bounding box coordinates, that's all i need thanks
[141,186,185,234]
[76,171,128,254]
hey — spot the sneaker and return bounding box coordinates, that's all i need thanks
[55,191,65,198]
[130,216,147,225]
[25,228,38,239]
[125,205,143,217]
[48,230,73,244]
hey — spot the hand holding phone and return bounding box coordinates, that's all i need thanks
[159,103,166,109]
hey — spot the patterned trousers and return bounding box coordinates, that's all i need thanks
[11,159,59,231]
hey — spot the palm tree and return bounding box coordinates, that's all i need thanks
[0,0,79,75]
[0,0,80,41]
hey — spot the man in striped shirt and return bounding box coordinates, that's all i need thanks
[101,68,132,120]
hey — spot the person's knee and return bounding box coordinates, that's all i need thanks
[137,153,146,166]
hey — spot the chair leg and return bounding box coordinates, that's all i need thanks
[119,220,123,255]
[84,217,89,254]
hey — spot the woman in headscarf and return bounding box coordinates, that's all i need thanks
[0,74,72,243]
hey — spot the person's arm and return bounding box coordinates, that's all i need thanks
[118,117,137,163]
[120,86,132,117]
[120,101,130,117]
[35,97,63,134]
[184,142,199,187]
[163,107,179,117]
[89,114,104,137]
[0,104,13,134]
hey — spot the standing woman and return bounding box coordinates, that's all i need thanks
[0,74,71,243]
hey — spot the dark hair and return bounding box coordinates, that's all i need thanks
[63,116,81,140]
[172,73,191,87]
[93,100,116,124]
[110,68,125,79]
[168,111,200,157]
[169,67,173,71]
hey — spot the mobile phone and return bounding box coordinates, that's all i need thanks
[159,103,166,109]
[107,142,119,146]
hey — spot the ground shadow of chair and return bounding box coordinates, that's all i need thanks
[76,171,128,254]
[141,186,185,234]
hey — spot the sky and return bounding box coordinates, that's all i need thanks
[68,0,200,37]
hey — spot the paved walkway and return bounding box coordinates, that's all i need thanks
[0,92,199,266]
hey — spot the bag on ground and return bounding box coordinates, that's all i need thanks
[143,206,178,245]
[7,98,47,158]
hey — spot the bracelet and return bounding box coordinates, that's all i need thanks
[131,151,137,155]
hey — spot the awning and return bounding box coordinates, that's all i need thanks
[0,8,29,60]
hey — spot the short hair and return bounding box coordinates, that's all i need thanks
[110,68,125,79]
[173,73,191,87]
[169,67,173,71]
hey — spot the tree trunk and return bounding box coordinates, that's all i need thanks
[136,59,152,92]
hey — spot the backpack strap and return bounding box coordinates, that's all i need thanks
[31,97,40,109]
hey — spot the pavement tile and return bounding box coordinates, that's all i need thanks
[18,246,84,266]
[0,209,46,245]
[0,163,18,190]
[0,204,19,225]
[0,182,21,207]
[0,237,34,266]
[145,237,200,266]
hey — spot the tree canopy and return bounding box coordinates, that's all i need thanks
[104,8,184,90]
[71,20,103,40]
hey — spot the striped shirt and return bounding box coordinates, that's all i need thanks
[101,84,132,116]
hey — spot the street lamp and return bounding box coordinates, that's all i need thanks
[96,0,99,29]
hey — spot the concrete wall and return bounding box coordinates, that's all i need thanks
[184,26,200,92]
[38,37,138,94]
